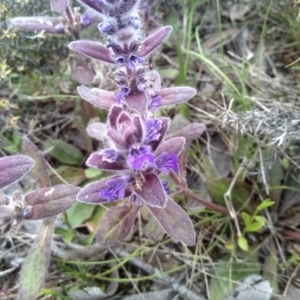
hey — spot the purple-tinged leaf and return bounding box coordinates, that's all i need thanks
[18,217,55,300]
[135,173,167,208]
[117,111,132,127]
[86,121,106,141]
[167,123,206,143]
[77,177,131,204]
[149,198,195,245]
[109,105,124,128]
[22,137,51,188]
[69,40,114,64]
[10,16,65,34]
[159,87,197,106]
[86,152,126,172]
[154,137,185,157]
[50,0,69,12]
[96,205,140,245]
[24,185,80,220]
[107,129,127,150]
[125,92,148,115]
[0,155,35,189]
[140,26,173,57]
[77,86,116,109]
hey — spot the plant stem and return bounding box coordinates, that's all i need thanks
[183,188,241,218]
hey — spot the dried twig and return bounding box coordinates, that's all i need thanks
[111,245,207,300]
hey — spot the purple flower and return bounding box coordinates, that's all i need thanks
[68,26,173,67]
[145,119,162,142]
[78,105,185,208]
[128,145,155,170]
[100,177,127,201]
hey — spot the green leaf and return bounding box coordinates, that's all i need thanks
[159,68,179,79]
[241,212,251,226]
[253,215,265,226]
[179,103,190,119]
[256,199,275,212]
[245,222,263,233]
[18,218,55,300]
[205,178,253,212]
[238,236,248,251]
[67,201,96,227]
[55,227,74,244]
[85,167,103,179]
[44,139,83,166]
[209,254,260,300]
[51,166,86,185]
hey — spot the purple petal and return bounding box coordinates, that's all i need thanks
[86,151,125,172]
[69,40,114,64]
[161,180,171,194]
[100,178,127,201]
[140,26,173,57]
[50,0,69,12]
[135,173,167,208]
[128,55,144,69]
[155,152,178,174]
[96,205,140,245]
[159,87,197,106]
[149,117,170,151]
[98,22,115,35]
[149,198,196,245]
[130,194,143,206]
[0,155,35,189]
[77,86,116,109]
[149,94,162,110]
[86,122,106,141]
[10,16,65,34]
[116,86,130,103]
[125,92,148,115]
[145,119,162,142]
[77,177,130,204]
[128,145,155,170]
[80,13,92,29]
[167,123,206,143]
[154,137,185,157]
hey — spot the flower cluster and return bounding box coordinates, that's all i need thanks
[9,0,206,246]
[71,0,206,245]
